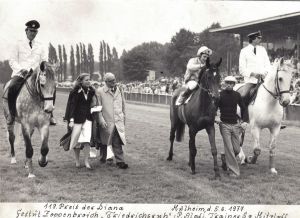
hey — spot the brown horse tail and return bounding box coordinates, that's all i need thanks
[175,120,185,142]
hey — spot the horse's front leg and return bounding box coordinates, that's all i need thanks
[188,128,197,174]
[21,124,35,178]
[249,125,261,164]
[269,126,281,175]
[7,123,17,164]
[38,124,49,167]
[4,101,17,164]
[206,125,220,179]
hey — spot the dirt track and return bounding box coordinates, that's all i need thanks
[0,91,300,203]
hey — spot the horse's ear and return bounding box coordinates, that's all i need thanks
[40,61,47,72]
[206,57,210,67]
[217,58,222,67]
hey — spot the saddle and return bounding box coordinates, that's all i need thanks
[175,88,195,106]
[235,81,263,106]
[2,70,33,117]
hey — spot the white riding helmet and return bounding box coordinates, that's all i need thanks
[197,46,212,56]
[224,76,237,83]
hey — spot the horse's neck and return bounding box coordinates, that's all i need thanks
[20,72,38,98]
[194,88,214,113]
[258,75,280,106]
[263,76,276,93]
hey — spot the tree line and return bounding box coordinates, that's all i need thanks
[121,23,240,81]
[0,22,240,83]
[48,41,120,82]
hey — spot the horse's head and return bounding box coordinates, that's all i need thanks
[198,58,222,101]
[34,61,58,113]
[269,57,294,107]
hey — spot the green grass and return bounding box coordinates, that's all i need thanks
[0,91,299,204]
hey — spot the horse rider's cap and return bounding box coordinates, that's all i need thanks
[25,20,40,30]
[104,72,116,82]
[247,31,262,39]
[224,76,237,83]
[197,46,212,56]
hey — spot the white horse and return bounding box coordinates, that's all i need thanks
[238,58,294,175]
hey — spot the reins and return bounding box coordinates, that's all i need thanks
[25,69,55,103]
[197,68,217,98]
[262,66,290,106]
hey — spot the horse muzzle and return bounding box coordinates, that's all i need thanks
[280,99,290,107]
[44,103,54,113]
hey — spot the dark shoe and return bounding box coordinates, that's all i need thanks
[106,158,114,165]
[50,117,57,126]
[116,162,128,169]
[100,158,106,164]
[280,125,286,130]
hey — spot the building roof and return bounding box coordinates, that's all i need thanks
[210,11,300,37]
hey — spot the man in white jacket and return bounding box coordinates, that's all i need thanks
[238,31,271,121]
[7,20,57,125]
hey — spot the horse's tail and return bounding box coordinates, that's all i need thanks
[175,120,185,142]
[170,89,186,142]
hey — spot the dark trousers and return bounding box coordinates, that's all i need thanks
[100,127,125,163]
[7,76,25,118]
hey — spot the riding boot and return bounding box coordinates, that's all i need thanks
[177,88,193,105]
[7,76,25,119]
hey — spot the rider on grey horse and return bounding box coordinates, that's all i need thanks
[5,20,56,125]
[238,31,271,119]
[176,46,212,105]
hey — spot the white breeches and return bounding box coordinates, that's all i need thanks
[186,80,198,90]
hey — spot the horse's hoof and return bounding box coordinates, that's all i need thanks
[254,148,261,156]
[11,157,17,164]
[166,156,172,161]
[191,170,196,175]
[28,173,36,178]
[241,157,248,165]
[38,159,48,167]
[270,168,278,175]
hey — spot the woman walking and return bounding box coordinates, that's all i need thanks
[64,73,101,169]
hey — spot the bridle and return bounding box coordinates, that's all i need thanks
[262,66,290,106]
[197,67,219,99]
[25,69,55,104]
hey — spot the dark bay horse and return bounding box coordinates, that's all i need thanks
[167,58,222,178]
[3,61,58,178]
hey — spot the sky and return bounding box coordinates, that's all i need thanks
[0,0,299,61]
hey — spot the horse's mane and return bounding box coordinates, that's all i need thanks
[29,62,56,88]
[197,60,221,87]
